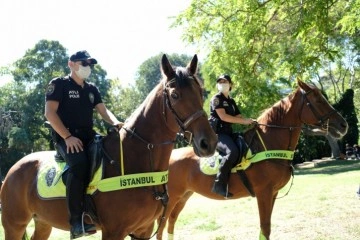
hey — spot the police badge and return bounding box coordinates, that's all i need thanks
[213,97,220,107]
[46,83,55,95]
[89,92,94,104]
[45,167,56,187]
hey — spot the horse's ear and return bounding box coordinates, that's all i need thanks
[187,54,198,75]
[297,79,311,92]
[161,54,175,80]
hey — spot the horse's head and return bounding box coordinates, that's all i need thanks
[161,54,217,157]
[297,80,348,139]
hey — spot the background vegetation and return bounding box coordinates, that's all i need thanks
[1,0,360,176]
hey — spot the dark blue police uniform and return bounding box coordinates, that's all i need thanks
[209,92,242,198]
[45,76,102,228]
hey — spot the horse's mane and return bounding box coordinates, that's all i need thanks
[257,89,297,125]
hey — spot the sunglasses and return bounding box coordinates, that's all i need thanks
[76,61,93,67]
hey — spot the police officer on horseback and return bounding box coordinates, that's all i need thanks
[209,74,254,198]
[45,50,123,239]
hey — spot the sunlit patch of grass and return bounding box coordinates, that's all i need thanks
[195,218,219,231]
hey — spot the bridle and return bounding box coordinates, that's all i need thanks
[254,88,339,150]
[299,89,338,132]
[162,77,206,143]
[248,88,340,199]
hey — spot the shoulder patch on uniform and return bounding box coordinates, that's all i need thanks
[46,83,55,95]
[213,97,220,107]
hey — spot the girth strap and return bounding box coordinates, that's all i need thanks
[236,170,255,197]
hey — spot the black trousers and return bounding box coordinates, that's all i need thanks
[217,133,240,167]
[54,130,94,225]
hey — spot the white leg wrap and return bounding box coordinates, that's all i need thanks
[167,233,174,240]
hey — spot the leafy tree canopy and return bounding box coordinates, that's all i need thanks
[174,0,360,116]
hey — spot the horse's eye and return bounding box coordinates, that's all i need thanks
[171,91,179,100]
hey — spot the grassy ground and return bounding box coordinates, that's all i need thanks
[1,160,359,240]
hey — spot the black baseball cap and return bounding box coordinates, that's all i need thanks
[69,50,97,64]
[217,74,232,83]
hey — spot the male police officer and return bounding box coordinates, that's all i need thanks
[45,50,123,239]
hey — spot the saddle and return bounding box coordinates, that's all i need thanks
[37,135,104,199]
[54,134,103,184]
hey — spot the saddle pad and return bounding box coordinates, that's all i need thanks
[36,151,102,200]
[199,150,254,175]
[199,151,221,175]
[199,149,294,176]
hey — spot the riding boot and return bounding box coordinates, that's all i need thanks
[211,157,233,198]
[66,173,96,239]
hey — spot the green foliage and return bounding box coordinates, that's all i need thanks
[12,40,69,84]
[135,53,193,103]
[293,133,331,164]
[174,0,360,158]
[115,87,142,119]
[174,0,360,110]
[7,127,31,151]
[333,89,359,150]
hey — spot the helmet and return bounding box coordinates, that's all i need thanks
[216,74,232,83]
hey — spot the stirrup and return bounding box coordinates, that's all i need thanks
[82,212,96,232]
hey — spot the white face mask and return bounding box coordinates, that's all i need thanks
[75,65,91,79]
[217,83,230,93]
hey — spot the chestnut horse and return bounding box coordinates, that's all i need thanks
[156,80,348,240]
[0,54,217,240]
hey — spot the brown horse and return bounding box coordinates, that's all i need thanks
[0,54,217,240]
[156,80,348,240]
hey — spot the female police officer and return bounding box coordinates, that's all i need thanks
[209,74,254,198]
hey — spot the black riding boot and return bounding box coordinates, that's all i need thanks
[211,157,233,198]
[66,173,96,239]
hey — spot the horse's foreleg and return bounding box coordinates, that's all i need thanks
[256,191,278,240]
[31,219,52,240]
[162,192,193,240]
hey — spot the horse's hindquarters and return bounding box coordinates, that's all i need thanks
[1,153,72,239]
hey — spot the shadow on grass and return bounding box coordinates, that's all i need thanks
[294,160,360,175]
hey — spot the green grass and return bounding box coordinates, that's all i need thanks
[1,160,359,240]
[168,160,360,240]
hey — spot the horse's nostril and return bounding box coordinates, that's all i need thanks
[200,139,209,150]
